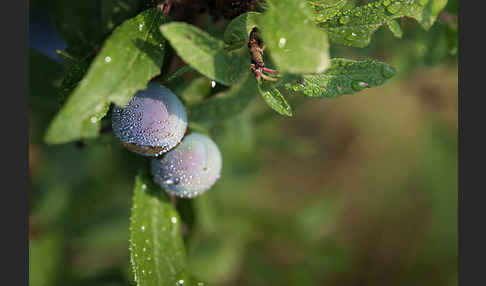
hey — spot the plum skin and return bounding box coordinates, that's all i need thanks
[112,83,187,156]
[151,133,223,198]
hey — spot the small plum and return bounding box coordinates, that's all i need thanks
[112,83,187,156]
[151,133,222,198]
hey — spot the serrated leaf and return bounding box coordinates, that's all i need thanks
[188,73,258,123]
[258,0,330,74]
[387,19,403,38]
[223,12,262,48]
[258,86,293,116]
[307,0,357,23]
[161,22,250,86]
[320,0,448,48]
[285,58,396,98]
[44,8,166,144]
[129,174,189,286]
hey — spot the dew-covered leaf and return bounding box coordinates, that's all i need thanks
[223,12,262,48]
[258,86,293,116]
[129,174,190,286]
[285,58,396,98]
[45,8,166,144]
[307,0,357,23]
[161,22,250,86]
[188,73,258,123]
[320,0,448,48]
[258,0,330,74]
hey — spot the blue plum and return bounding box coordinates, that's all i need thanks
[151,133,223,198]
[112,84,188,156]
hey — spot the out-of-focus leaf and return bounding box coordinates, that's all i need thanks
[285,58,396,98]
[47,0,103,56]
[258,86,293,116]
[387,19,403,38]
[45,8,166,144]
[160,22,250,86]
[101,0,140,33]
[176,77,212,106]
[29,232,63,286]
[421,0,449,29]
[129,174,189,286]
[188,73,259,123]
[223,12,262,48]
[258,0,330,74]
[320,0,448,48]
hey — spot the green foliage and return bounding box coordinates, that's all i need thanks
[319,0,448,47]
[223,12,262,47]
[307,0,357,23]
[45,8,166,144]
[130,174,189,286]
[387,19,403,38]
[258,86,293,116]
[258,0,330,74]
[189,73,259,123]
[285,58,396,98]
[31,0,456,285]
[161,22,249,86]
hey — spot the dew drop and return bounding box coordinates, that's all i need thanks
[171,217,177,224]
[351,81,368,91]
[141,226,146,232]
[105,56,112,63]
[90,116,97,123]
[139,24,144,31]
[211,80,216,88]
[278,38,286,48]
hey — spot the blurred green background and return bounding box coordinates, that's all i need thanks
[29,1,458,285]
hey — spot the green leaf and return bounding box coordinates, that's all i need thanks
[387,19,403,38]
[161,22,250,86]
[188,73,259,123]
[44,8,166,144]
[177,77,212,106]
[307,0,357,23]
[320,0,448,48]
[223,12,262,48]
[129,174,190,286]
[421,0,449,29]
[101,0,140,33]
[258,86,293,116]
[29,232,63,286]
[285,58,396,98]
[258,0,331,74]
